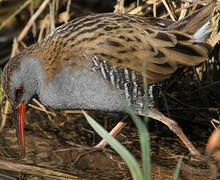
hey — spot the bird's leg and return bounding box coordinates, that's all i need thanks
[148,108,201,156]
[95,121,127,148]
[95,109,201,157]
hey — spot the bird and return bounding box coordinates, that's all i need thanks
[1,1,216,159]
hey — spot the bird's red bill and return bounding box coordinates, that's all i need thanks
[16,103,26,159]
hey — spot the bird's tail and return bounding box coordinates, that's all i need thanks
[166,1,217,42]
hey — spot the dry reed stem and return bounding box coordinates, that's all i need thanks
[28,104,56,116]
[209,12,220,46]
[209,31,220,46]
[0,0,32,31]
[178,2,189,20]
[50,0,56,31]
[38,14,50,42]
[30,98,59,129]
[95,121,127,148]
[64,110,83,114]
[153,0,157,17]
[31,1,37,38]
[161,0,176,21]
[210,118,220,129]
[114,0,125,13]
[0,159,77,179]
[20,41,27,49]
[11,37,19,57]
[63,0,71,23]
[66,0,71,14]
[18,0,51,42]
[0,100,10,133]
[128,4,149,14]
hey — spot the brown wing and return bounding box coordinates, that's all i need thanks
[33,13,212,84]
[85,27,212,84]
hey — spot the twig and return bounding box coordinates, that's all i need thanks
[95,115,128,148]
[66,0,71,15]
[209,31,220,47]
[31,98,56,117]
[114,0,125,14]
[0,100,10,134]
[160,6,183,18]
[20,41,27,49]
[178,2,189,20]
[31,0,37,38]
[0,0,32,31]
[161,0,176,21]
[18,0,51,42]
[38,14,50,42]
[153,0,157,17]
[0,159,77,179]
[31,98,59,129]
[128,4,149,14]
[11,38,19,57]
[50,0,56,31]
[28,104,56,116]
[95,121,127,148]
[63,110,83,114]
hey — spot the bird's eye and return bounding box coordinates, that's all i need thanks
[15,87,23,98]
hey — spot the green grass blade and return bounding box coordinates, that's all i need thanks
[82,111,144,180]
[126,106,151,180]
[140,128,151,180]
[173,157,183,180]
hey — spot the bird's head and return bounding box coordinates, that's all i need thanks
[2,54,39,159]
